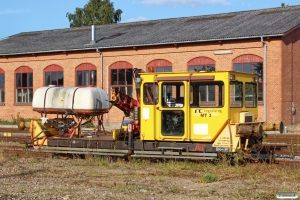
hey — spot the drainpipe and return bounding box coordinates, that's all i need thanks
[106,64,109,120]
[96,49,107,119]
[261,37,267,122]
[96,49,103,89]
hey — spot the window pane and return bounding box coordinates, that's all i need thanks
[230,81,243,107]
[245,82,257,107]
[16,74,21,87]
[28,89,33,102]
[51,72,57,85]
[208,85,215,101]
[126,69,132,85]
[190,81,223,107]
[91,70,96,86]
[119,86,126,94]
[84,71,89,86]
[58,72,64,86]
[190,85,194,105]
[244,63,252,73]
[198,66,206,71]
[0,74,4,88]
[199,85,206,102]
[143,83,158,105]
[28,73,33,87]
[161,83,184,107]
[118,69,125,85]
[23,89,28,102]
[127,86,132,96]
[45,72,50,86]
[189,66,197,72]
[156,67,164,72]
[77,71,82,86]
[234,64,243,72]
[161,110,184,136]
[258,83,263,102]
[0,90,4,102]
[111,69,117,85]
[254,63,263,82]
[16,89,22,103]
[207,65,215,71]
[165,67,172,72]
[21,73,27,87]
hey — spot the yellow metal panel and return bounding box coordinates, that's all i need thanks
[140,105,157,140]
[190,108,228,142]
[112,129,120,141]
[3,132,12,137]
[212,123,239,152]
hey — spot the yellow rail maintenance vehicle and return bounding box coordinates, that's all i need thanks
[19,69,283,160]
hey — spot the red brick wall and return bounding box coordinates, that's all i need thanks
[0,34,294,125]
[282,26,300,126]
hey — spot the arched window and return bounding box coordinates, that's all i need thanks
[188,57,215,72]
[110,61,133,96]
[0,68,4,103]
[44,64,63,86]
[233,54,263,101]
[146,59,172,72]
[76,63,97,86]
[15,66,33,103]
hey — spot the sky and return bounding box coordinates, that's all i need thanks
[0,0,299,39]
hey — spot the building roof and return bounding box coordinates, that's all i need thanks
[1,5,300,56]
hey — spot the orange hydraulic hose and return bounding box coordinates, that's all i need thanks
[69,119,82,138]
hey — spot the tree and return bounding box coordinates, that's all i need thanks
[281,3,288,7]
[66,0,122,27]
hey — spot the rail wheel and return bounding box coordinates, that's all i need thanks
[247,136,263,153]
[243,136,263,162]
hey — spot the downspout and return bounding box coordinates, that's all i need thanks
[106,64,109,119]
[96,49,103,88]
[291,40,295,126]
[96,48,108,120]
[261,37,267,122]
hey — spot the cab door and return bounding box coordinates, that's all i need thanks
[140,82,158,141]
[155,81,189,141]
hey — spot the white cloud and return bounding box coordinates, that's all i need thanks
[137,0,229,6]
[123,16,149,23]
[0,9,27,14]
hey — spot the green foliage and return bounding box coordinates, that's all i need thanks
[197,173,218,183]
[0,119,18,125]
[81,122,96,128]
[0,112,30,125]
[66,0,123,27]
[166,187,180,194]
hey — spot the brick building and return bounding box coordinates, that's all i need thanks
[0,5,300,128]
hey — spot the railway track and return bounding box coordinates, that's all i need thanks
[262,133,300,165]
[1,127,300,164]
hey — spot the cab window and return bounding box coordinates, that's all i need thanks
[230,81,243,108]
[245,82,257,108]
[190,81,224,108]
[161,82,184,108]
[143,83,158,105]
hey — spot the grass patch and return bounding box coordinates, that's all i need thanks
[197,173,218,183]
[0,112,33,125]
